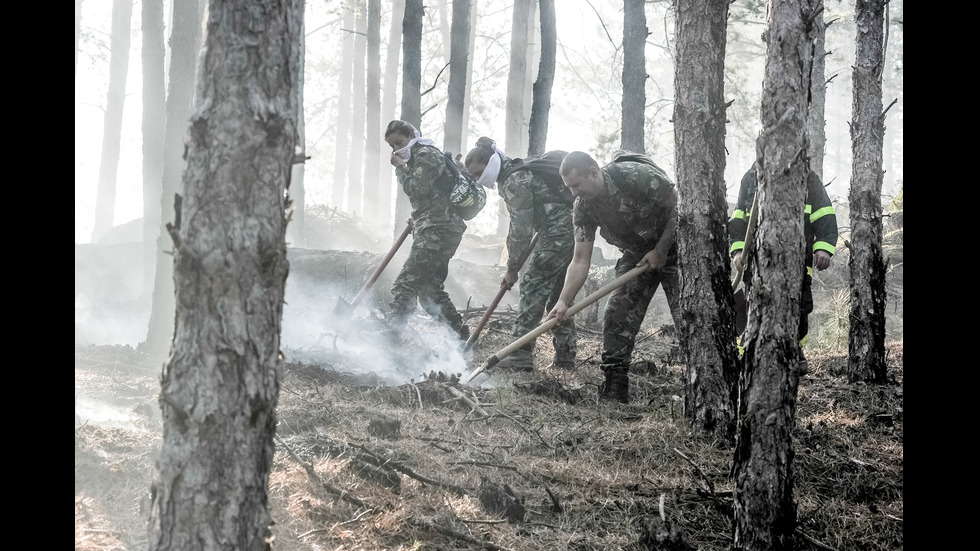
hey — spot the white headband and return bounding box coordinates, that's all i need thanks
[477,147,506,189]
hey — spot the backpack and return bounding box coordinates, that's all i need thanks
[443,151,487,221]
[499,150,573,204]
[605,150,664,183]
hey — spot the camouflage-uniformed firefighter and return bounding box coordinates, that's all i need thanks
[464,137,576,371]
[383,120,468,341]
[729,163,838,344]
[548,151,681,403]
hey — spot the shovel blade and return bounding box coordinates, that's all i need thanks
[332,296,354,320]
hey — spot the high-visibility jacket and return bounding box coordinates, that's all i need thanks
[729,165,838,275]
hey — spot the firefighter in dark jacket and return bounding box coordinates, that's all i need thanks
[729,163,839,345]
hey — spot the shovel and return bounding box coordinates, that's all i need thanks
[463,231,541,352]
[332,218,414,320]
[461,263,651,385]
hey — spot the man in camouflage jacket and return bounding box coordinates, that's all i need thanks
[385,121,468,340]
[548,151,681,403]
[729,163,838,344]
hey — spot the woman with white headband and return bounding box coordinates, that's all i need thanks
[463,137,577,372]
[382,120,469,343]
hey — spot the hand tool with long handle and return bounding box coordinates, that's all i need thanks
[731,192,759,335]
[332,218,414,320]
[462,263,651,385]
[463,231,541,352]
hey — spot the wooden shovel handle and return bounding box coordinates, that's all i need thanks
[462,263,651,384]
[350,219,413,309]
[463,232,541,351]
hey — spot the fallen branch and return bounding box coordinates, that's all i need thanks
[353,444,470,497]
[275,435,368,509]
[410,518,515,551]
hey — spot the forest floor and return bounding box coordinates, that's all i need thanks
[75,321,903,551]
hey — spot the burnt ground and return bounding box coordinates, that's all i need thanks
[75,328,903,551]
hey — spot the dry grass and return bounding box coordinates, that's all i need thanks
[75,334,903,551]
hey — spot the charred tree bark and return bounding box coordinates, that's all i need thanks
[142,0,202,356]
[673,0,737,443]
[621,0,646,153]
[91,0,133,243]
[732,0,818,549]
[443,0,471,157]
[526,0,555,156]
[394,0,423,238]
[147,0,302,548]
[847,0,888,384]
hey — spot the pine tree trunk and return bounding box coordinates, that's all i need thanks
[443,0,471,156]
[147,0,301,548]
[732,1,818,548]
[141,0,166,296]
[394,0,423,238]
[526,0,555,156]
[847,0,888,383]
[289,16,307,247]
[621,0,646,153]
[363,0,382,227]
[673,0,737,443]
[332,9,355,209]
[380,0,405,231]
[142,0,202,356]
[807,1,827,178]
[348,0,367,216]
[91,0,133,243]
[501,0,536,236]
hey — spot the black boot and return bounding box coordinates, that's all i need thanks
[600,366,630,403]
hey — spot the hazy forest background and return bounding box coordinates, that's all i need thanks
[75,0,903,251]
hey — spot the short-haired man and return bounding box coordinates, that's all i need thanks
[548,151,681,403]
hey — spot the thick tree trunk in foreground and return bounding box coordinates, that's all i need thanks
[147,0,301,548]
[673,0,737,443]
[621,0,646,153]
[526,0,555,156]
[847,0,888,384]
[732,0,817,549]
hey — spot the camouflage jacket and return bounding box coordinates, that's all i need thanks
[572,159,677,259]
[497,154,574,274]
[394,143,466,233]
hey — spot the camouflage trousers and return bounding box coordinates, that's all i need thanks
[513,237,576,364]
[388,226,464,332]
[601,249,680,370]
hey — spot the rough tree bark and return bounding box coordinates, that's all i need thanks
[621,0,646,153]
[394,0,423,238]
[673,0,738,443]
[807,0,827,178]
[732,0,818,549]
[526,0,555,156]
[141,0,202,356]
[91,0,133,243]
[147,0,302,549]
[847,0,888,383]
